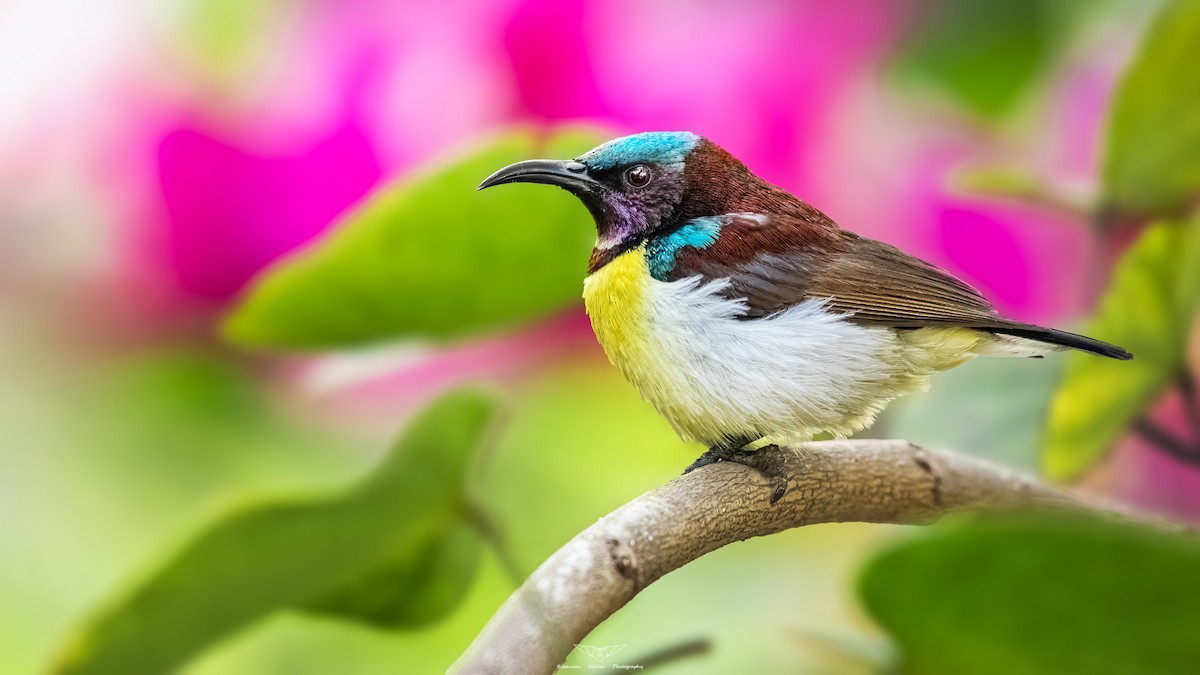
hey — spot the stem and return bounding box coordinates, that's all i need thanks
[1132,417,1200,467]
[632,637,712,669]
[467,501,527,588]
[1177,372,1200,444]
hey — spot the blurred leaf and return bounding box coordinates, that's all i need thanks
[1103,0,1200,218]
[55,390,496,675]
[954,166,1045,199]
[886,356,1063,473]
[224,128,602,350]
[181,0,280,76]
[952,165,1087,217]
[1043,220,1200,479]
[861,514,1200,675]
[305,520,482,628]
[83,350,359,498]
[891,0,1072,117]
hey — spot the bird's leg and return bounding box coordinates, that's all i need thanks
[682,438,752,474]
[683,439,791,504]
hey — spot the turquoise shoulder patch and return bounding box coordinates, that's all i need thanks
[646,216,724,281]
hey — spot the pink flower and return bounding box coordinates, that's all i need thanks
[157,117,380,299]
[505,0,899,189]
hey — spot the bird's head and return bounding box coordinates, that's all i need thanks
[479,132,755,256]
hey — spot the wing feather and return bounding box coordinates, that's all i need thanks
[665,212,1131,359]
[670,213,1003,327]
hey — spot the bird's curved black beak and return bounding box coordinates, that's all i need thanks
[477,159,600,195]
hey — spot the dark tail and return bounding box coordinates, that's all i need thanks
[987,324,1132,360]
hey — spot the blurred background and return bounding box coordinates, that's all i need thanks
[4,0,1200,673]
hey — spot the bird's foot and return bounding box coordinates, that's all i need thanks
[682,447,747,474]
[683,443,790,505]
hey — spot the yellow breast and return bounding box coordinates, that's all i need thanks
[582,247,653,371]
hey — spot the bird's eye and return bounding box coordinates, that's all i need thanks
[623,164,652,188]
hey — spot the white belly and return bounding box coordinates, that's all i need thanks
[632,275,965,446]
[583,249,976,448]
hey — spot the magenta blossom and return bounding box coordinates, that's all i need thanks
[158,118,380,299]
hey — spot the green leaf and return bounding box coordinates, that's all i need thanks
[1103,0,1200,218]
[953,166,1045,200]
[305,520,483,628]
[181,0,280,77]
[860,515,1200,675]
[223,128,603,350]
[55,390,496,675]
[1043,220,1200,479]
[886,356,1063,473]
[890,0,1073,117]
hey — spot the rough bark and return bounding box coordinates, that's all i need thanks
[452,440,1141,675]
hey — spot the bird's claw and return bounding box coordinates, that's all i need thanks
[682,444,791,505]
[682,449,722,474]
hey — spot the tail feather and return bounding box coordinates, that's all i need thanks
[986,324,1132,360]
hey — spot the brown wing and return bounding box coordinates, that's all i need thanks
[804,234,1006,327]
[668,212,1131,359]
[669,212,1006,328]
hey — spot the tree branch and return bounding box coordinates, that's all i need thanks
[452,440,1156,675]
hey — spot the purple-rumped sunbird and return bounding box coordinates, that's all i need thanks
[479,132,1130,476]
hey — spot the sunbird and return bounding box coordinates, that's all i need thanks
[479,132,1131,476]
